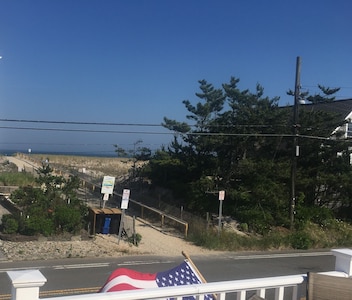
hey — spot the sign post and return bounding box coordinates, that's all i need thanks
[218,190,225,236]
[100,176,115,208]
[118,189,130,244]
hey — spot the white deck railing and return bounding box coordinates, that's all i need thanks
[6,249,352,300]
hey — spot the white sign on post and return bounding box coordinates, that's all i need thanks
[121,189,130,209]
[118,189,130,244]
[101,176,116,195]
[218,190,225,236]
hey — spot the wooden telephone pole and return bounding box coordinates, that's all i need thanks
[290,56,301,229]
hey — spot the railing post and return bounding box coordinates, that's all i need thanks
[7,270,47,300]
[332,248,352,276]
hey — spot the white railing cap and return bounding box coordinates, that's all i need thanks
[332,248,352,256]
[7,269,47,288]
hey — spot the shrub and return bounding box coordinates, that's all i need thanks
[2,215,19,234]
[295,206,334,229]
[290,231,312,249]
[0,172,36,186]
[128,233,142,246]
[237,209,273,234]
[239,223,248,232]
[54,205,83,233]
[22,215,54,236]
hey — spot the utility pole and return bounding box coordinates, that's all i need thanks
[290,56,301,229]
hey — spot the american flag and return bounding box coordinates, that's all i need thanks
[100,260,214,300]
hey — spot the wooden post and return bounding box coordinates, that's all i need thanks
[182,251,208,283]
[291,56,301,230]
[117,209,125,244]
[184,223,188,238]
[133,215,136,245]
[161,214,165,228]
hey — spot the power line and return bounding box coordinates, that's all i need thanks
[0,118,291,129]
[0,119,163,127]
[0,126,170,135]
[1,125,349,142]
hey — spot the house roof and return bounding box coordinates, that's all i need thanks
[299,98,352,121]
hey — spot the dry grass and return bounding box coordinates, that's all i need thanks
[27,154,139,178]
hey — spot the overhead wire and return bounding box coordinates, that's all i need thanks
[0,118,288,129]
[1,118,351,147]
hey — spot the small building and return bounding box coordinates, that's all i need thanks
[88,207,122,235]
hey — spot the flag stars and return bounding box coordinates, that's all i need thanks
[154,261,213,299]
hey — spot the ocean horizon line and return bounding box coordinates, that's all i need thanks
[0,148,118,158]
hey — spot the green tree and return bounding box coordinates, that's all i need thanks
[1,215,19,234]
[160,78,289,217]
[296,109,352,208]
[146,77,352,232]
[306,85,341,103]
[114,145,128,158]
[10,165,87,235]
[162,80,226,208]
[287,84,340,104]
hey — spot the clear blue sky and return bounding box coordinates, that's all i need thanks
[0,0,351,155]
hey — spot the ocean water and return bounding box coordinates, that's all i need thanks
[0,148,117,158]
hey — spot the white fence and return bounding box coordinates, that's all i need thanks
[6,249,352,300]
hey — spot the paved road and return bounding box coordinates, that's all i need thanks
[0,251,334,298]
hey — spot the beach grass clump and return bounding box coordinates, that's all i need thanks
[0,172,36,186]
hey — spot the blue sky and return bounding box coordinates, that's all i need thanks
[0,0,351,155]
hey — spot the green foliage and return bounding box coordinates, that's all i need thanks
[0,172,36,186]
[114,141,152,161]
[144,76,349,237]
[7,166,87,236]
[187,219,352,251]
[127,233,142,246]
[289,231,312,249]
[114,145,128,157]
[54,205,83,233]
[2,215,19,234]
[295,206,334,230]
[22,214,54,236]
[306,85,340,103]
[188,225,291,251]
[239,223,248,232]
[236,209,272,234]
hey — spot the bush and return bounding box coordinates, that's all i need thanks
[128,233,142,246]
[22,215,54,236]
[237,209,273,234]
[239,223,248,232]
[54,205,83,233]
[290,231,312,249]
[295,206,334,229]
[0,172,36,186]
[2,215,19,234]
